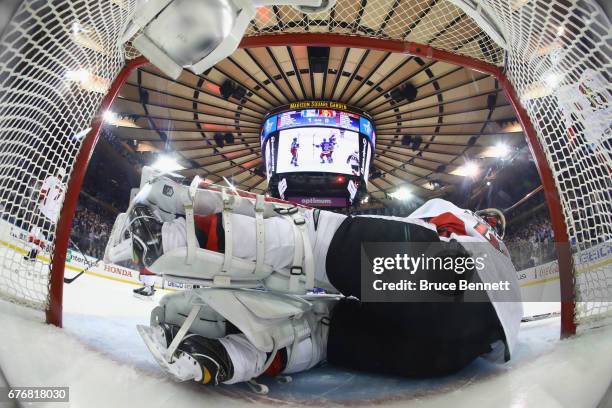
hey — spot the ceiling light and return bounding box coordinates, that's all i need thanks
[152,155,185,172]
[464,162,479,177]
[389,187,412,201]
[65,69,109,93]
[500,121,523,133]
[481,143,511,159]
[136,142,160,152]
[103,110,117,123]
[452,162,480,177]
[493,143,510,158]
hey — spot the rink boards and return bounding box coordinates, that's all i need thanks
[1,218,610,314]
[0,219,183,294]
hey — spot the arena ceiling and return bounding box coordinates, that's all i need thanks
[108,2,527,205]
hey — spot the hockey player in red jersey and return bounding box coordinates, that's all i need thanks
[106,173,522,389]
[24,168,66,261]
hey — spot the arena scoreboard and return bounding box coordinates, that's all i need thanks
[261,102,375,207]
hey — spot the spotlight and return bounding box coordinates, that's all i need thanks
[487,93,497,110]
[493,143,510,158]
[390,87,404,102]
[152,155,185,172]
[103,110,117,123]
[461,162,479,177]
[232,85,247,100]
[411,136,422,151]
[214,132,225,147]
[220,80,235,99]
[65,69,109,93]
[451,161,480,177]
[336,175,345,183]
[401,83,418,102]
[480,143,511,159]
[390,83,418,102]
[307,46,330,74]
[389,187,412,201]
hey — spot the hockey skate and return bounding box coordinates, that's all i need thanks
[23,249,38,262]
[137,288,339,391]
[138,323,233,384]
[106,172,317,295]
[133,285,156,300]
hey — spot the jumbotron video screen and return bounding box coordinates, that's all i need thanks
[261,103,375,185]
[276,128,360,175]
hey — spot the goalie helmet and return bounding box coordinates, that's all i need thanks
[475,208,506,239]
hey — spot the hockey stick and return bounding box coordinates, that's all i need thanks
[63,238,99,284]
[63,269,86,284]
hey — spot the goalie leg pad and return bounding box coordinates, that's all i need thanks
[154,290,229,340]
[128,175,316,294]
[140,288,340,385]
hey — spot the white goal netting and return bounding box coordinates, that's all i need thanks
[0,0,136,311]
[0,0,610,330]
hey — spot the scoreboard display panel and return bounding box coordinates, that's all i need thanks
[261,103,375,179]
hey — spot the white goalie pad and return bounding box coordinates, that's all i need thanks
[140,288,340,383]
[197,289,313,353]
[152,288,328,352]
[103,212,131,263]
[128,174,316,294]
[153,290,229,339]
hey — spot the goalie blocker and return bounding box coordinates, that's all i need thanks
[106,172,521,383]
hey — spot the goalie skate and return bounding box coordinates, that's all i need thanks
[138,288,340,387]
[133,285,156,301]
[137,325,201,382]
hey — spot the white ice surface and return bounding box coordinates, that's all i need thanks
[0,271,610,408]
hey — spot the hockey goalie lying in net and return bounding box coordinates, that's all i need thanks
[105,170,522,392]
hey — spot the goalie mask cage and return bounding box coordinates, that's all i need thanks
[0,0,609,336]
